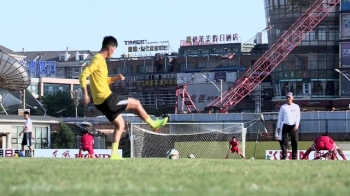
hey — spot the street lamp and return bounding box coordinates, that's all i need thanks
[71,90,80,118]
[201,75,223,103]
[335,69,350,82]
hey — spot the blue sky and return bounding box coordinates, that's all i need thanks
[0,0,266,57]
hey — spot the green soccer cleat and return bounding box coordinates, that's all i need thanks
[110,154,124,160]
[152,117,168,132]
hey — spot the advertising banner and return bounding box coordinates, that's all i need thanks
[265,150,350,160]
[340,42,350,68]
[0,149,122,158]
[340,14,350,39]
[341,0,350,12]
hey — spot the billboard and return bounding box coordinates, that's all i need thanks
[0,149,122,158]
[340,42,350,68]
[180,33,239,46]
[266,150,350,160]
[124,40,169,54]
[177,72,232,85]
[341,0,350,12]
[340,14,350,39]
[22,59,57,77]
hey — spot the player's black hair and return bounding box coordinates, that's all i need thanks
[101,36,118,50]
[24,111,30,115]
[232,136,236,139]
[321,133,328,136]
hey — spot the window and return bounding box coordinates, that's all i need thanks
[303,82,311,95]
[319,54,326,70]
[79,54,84,61]
[57,68,62,73]
[59,54,65,61]
[275,83,281,96]
[187,50,192,55]
[74,68,79,73]
[318,26,326,40]
[309,54,318,69]
[328,26,339,40]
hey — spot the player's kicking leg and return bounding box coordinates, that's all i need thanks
[126,98,168,131]
[108,97,168,160]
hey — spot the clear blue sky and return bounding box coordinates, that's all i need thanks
[0,0,266,57]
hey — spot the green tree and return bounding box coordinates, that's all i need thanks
[51,122,75,149]
[42,91,82,117]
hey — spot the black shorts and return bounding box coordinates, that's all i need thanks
[21,132,32,146]
[95,93,128,122]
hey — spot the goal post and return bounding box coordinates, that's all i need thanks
[129,122,246,159]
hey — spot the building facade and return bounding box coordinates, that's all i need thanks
[19,48,97,79]
[265,0,350,111]
[106,42,273,114]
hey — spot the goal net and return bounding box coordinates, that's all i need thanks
[130,122,246,159]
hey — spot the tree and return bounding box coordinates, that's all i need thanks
[51,122,75,149]
[41,91,83,117]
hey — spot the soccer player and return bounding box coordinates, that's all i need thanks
[225,136,246,159]
[79,129,94,158]
[79,36,168,160]
[18,111,34,157]
[301,134,347,160]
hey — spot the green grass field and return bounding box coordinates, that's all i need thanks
[1,158,350,196]
[174,141,315,159]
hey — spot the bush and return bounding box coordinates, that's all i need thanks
[51,122,75,149]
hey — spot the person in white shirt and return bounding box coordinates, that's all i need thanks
[19,111,34,157]
[275,92,301,160]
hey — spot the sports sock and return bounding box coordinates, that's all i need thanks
[112,143,119,156]
[302,149,312,159]
[145,116,155,128]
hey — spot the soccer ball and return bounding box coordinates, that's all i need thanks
[188,154,195,159]
[166,149,179,159]
[250,157,255,160]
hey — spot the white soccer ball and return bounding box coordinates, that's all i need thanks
[250,157,255,160]
[188,154,195,159]
[320,157,326,160]
[166,149,179,159]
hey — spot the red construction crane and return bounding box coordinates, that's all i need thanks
[206,0,340,113]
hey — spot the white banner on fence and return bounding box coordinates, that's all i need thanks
[0,149,122,158]
[265,150,350,160]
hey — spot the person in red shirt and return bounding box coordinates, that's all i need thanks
[301,134,347,160]
[79,130,95,158]
[225,136,246,159]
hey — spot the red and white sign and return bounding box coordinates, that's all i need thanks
[265,150,350,160]
[0,149,122,158]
